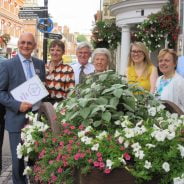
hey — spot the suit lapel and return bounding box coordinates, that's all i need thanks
[32,58,40,76]
[14,55,26,82]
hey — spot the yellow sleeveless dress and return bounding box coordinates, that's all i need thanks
[127,65,153,91]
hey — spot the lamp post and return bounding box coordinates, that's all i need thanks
[43,0,48,63]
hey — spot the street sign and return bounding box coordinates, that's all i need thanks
[37,18,53,33]
[18,7,47,19]
[46,33,62,40]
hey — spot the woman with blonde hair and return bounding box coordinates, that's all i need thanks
[126,42,158,93]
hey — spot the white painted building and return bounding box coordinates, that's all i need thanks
[109,0,168,75]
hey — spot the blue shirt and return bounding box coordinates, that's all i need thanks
[176,56,184,78]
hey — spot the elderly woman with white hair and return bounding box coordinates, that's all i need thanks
[91,48,112,73]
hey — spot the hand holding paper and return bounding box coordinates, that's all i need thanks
[11,75,49,105]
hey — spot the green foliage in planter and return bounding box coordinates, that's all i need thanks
[19,71,184,184]
[132,3,179,51]
[91,19,121,50]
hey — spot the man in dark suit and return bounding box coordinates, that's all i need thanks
[0,58,6,175]
[0,32,45,184]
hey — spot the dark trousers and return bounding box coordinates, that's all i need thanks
[9,132,27,184]
[0,104,5,172]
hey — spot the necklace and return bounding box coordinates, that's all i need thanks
[156,77,172,95]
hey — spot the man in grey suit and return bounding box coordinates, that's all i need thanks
[0,32,45,184]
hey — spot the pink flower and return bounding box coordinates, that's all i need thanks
[74,153,80,160]
[49,160,54,164]
[52,138,57,143]
[96,152,102,157]
[57,167,63,173]
[79,125,84,130]
[62,122,69,128]
[64,129,71,135]
[69,140,74,144]
[93,161,100,167]
[70,125,75,130]
[88,159,93,163]
[56,153,61,161]
[98,157,103,162]
[104,168,111,174]
[59,141,64,147]
[99,162,105,168]
[51,174,57,182]
[60,108,66,115]
[38,149,46,159]
[123,152,131,160]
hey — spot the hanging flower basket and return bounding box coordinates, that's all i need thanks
[0,33,11,46]
[132,3,179,51]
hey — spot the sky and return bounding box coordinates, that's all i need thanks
[38,0,101,34]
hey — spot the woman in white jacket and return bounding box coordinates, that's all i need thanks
[155,48,184,112]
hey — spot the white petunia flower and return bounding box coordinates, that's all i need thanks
[118,136,124,144]
[16,143,24,159]
[96,131,107,140]
[91,143,99,151]
[162,162,170,172]
[131,143,141,152]
[24,156,29,162]
[114,130,121,138]
[23,166,32,176]
[178,144,184,158]
[78,131,85,138]
[106,159,113,169]
[148,107,157,116]
[134,150,145,159]
[124,128,135,138]
[146,144,156,148]
[144,160,152,169]
[124,140,129,148]
[114,120,121,125]
[81,136,92,145]
[118,157,126,165]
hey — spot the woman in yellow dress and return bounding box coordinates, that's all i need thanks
[126,42,158,93]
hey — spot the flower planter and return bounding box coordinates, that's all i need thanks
[79,168,160,184]
[79,168,135,184]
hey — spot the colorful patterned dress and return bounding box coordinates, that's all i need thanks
[45,61,75,103]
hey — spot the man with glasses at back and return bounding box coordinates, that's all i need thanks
[0,32,45,184]
[71,42,95,85]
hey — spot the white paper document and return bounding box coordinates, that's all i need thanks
[11,75,49,105]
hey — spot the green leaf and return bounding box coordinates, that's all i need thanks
[79,108,91,119]
[99,73,108,81]
[82,120,90,127]
[96,97,108,105]
[110,97,119,108]
[91,105,106,115]
[122,103,135,112]
[66,111,79,120]
[101,88,114,95]
[113,89,123,98]
[93,120,102,127]
[124,97,136,111]
[102,111,111,122]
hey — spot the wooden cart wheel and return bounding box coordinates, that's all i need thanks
[161,100,184,115]
[37,102,61,135]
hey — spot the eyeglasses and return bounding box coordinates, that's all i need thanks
[19,41,34,46]
[77,52,90,55]
[130,50,144,54]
